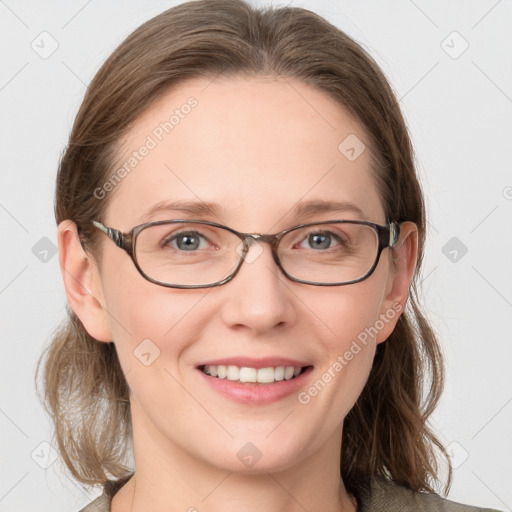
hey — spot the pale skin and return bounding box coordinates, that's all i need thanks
[58,75,418,512]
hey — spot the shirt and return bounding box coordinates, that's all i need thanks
[78,475,502,511]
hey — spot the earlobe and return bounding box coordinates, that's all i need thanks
[57,220,113,342]
[376,221,419,344]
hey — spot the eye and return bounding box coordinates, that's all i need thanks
[165,231,209,251]
[300,231,340,250]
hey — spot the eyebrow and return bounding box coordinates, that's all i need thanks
[140,199,367,224]
[141,199,224,221]
[291,199,366,221]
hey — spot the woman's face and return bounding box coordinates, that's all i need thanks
[76,76,412,474]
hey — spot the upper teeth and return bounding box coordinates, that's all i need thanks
[203,365,303,383]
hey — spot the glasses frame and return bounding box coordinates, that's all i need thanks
[89,218,401,289]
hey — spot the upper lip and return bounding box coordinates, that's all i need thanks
[196,357,312,369]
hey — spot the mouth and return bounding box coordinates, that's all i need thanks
[196,359,314,404]
[198,364,312,384]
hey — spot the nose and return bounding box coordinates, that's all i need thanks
[219,240,297,334]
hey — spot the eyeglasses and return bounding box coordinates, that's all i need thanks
[89,219,400,289]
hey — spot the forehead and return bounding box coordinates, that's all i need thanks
[104,75,385,230]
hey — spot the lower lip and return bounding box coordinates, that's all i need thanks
[197,366,313,405]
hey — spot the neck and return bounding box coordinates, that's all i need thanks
[112,406,357,512]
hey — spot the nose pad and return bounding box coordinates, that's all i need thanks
[222,236,296,332]
[235,236,264,265]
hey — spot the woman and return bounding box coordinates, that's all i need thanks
[37,0,501,510]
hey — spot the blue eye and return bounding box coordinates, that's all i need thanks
[308,233,330,249]
[166,231,207,251]
[300,232,339,250]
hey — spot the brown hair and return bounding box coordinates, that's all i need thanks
[36,0,451,498]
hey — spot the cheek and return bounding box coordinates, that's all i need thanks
[297,274,389,407]
[308,272,388,352]
[100,262,208,376]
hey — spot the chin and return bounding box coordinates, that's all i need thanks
[201,436,304,475]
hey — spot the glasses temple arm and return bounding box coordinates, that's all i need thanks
[92,220,126,249]
[389,222,400,247]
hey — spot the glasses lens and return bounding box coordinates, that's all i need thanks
[278,222,379,284]
[135,222,241,286]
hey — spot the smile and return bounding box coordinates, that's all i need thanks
[200,364,308,383]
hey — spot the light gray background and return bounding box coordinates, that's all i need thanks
[1,0,511,510]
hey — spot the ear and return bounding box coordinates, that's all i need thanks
[57,220,113,342]
[376,221,419,344]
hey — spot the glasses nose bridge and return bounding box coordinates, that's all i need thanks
[241,232,280,252]
[233,232,284,284]
[249,232,278,243]
[237,233,282,271]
